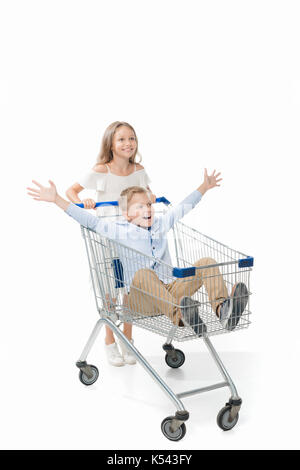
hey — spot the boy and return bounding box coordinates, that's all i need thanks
[27,170,248,335]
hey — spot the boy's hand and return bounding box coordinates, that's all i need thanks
[27,180,71,211]
[198,169,222,195]
[27,180,58,202]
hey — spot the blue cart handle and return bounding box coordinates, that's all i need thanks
[75,196,171,208]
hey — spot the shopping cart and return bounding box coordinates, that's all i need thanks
[75,198,253,441]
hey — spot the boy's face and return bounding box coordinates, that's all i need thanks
[123,192,155,228]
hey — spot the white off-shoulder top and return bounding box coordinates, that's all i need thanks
[77,164,151,216]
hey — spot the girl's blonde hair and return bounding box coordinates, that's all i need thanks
[97,121,141,164]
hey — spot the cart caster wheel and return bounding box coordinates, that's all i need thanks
[161,416,186,441]
[165,349,185,369]
[217,405,239,431]
[79,365,99,386]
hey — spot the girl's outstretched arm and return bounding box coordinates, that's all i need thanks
[27,180,99,231]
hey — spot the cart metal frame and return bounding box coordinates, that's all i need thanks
[75,199,253,440]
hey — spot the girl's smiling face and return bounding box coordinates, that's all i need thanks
[111,125,137,160]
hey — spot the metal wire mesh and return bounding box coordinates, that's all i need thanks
[81,216,252,342]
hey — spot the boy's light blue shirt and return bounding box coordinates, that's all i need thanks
[66,190,202,288]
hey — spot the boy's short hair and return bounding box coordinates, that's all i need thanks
[118,186,149,210]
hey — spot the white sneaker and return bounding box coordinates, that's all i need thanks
[119,339,137,365]
[105,342,125,367]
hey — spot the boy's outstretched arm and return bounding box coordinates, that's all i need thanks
[162,169,222,231]
[27,180,100,231]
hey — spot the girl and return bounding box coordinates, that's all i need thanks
[66,121,155,367]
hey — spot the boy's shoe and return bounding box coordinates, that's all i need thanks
[180,296,207,337]
[118,339,137,365]
[105,342,125,367]
[217,282,249,331]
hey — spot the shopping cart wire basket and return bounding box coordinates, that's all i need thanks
[75,198,254,441]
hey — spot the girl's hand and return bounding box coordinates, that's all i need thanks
[27,180,58,202]
[150,193,156,204]
[82,198,96,210]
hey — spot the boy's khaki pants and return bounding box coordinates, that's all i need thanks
[128,257,228,326]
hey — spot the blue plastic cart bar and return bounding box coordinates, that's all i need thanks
[172,267,196,278]
[75,196,171,209]
[173,257,254,278]
[238,257,254,268]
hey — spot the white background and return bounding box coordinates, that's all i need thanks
[1,0,299,450]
